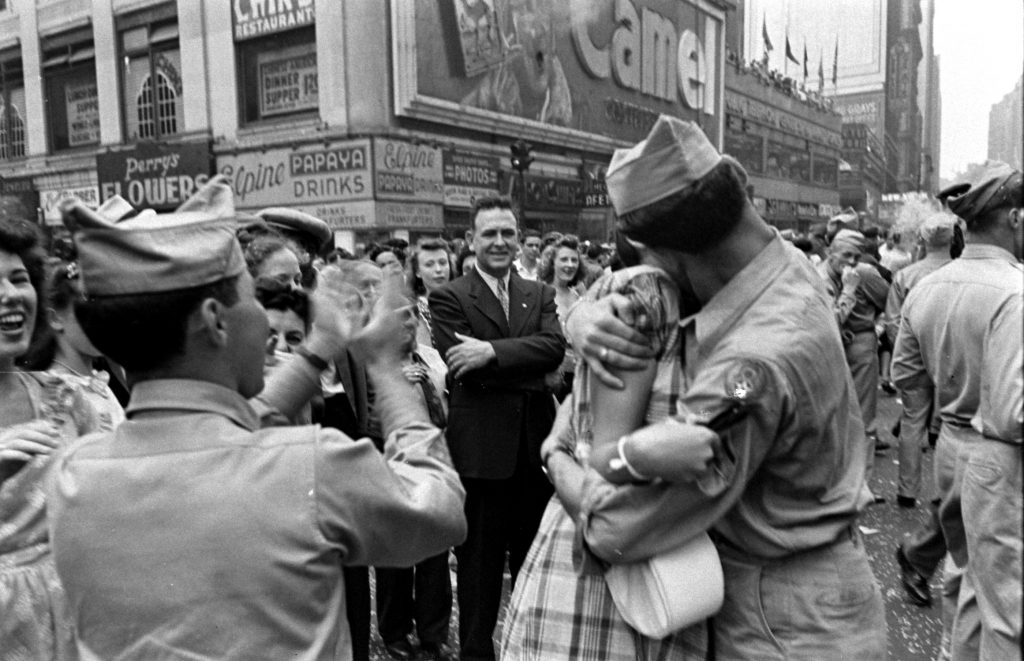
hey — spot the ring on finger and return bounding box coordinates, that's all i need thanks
[599,347,609,361]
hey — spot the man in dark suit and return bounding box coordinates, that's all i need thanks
[429,196,565,661]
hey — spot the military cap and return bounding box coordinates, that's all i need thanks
[938,161,1023,225]
[606,115,723,215]
[61,176,245,297]
[256,207,332,251]
[918,213,956,247]
[831,229,866,254]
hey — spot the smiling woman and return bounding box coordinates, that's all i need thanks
[0,218,102,661]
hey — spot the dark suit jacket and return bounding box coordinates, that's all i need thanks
[429,268,565,480]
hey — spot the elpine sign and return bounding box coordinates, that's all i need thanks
[373,138,444,204]
[97,141,212,211]
[217,139,372,209]
[233,0,315,41]
[396,0,726,148]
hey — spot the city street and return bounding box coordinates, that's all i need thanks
[367,388,946,661]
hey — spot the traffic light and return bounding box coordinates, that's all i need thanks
[510,139,534,173]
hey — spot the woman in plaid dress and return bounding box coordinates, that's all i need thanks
[500,239,707,660]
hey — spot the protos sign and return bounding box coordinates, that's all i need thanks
[572,0,718,115]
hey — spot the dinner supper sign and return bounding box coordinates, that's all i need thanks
[258,44,319,117]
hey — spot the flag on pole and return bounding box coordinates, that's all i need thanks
[803,42,808,82]
[785,36,800,67]
[762,14,774,54]
[818,50,825,92]
[832,37,839,86]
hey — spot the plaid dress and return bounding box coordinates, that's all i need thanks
[500,266,707,660]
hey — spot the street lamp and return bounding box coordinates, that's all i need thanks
[510,139,534,218]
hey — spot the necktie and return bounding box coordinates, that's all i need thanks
[497,277,509,321]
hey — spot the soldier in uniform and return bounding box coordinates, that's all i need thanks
[48,179,466,660]
[562,116,886,659]
[892,162,1023,660]
[818,228,890,492]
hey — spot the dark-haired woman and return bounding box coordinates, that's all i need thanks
[0,220,101,660]
[21,260,125,434]
[407,239,455,346]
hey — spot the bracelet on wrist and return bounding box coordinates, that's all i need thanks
[608,434,651,482]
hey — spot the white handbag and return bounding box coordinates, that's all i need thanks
[604,531,724,639]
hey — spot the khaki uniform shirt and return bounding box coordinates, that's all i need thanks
[49,379,466,661]
[581,237,869,562]
[819,261,889,335]
[892,244,1023,431]
[882,252,952,345]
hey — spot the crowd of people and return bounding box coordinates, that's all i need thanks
[0,115,1019,661]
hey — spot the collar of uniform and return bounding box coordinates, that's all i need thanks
[958,243,1019,264]
[680,233,789,354]
[126,379,260,431]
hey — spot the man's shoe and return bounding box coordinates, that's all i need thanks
[896,546,932,607]
[384,638,415,661]
[420,641,457,661]
[896,495,917,509]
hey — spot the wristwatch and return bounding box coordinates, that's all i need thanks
[295,346,330,371]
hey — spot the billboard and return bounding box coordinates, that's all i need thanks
[393,0,727,151]
[834,91,886,143]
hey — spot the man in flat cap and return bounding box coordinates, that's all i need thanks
[892,161,1019,661]
[817,228,890,492]
[892,161,1023,660]
[561,115,886,658]
[256,207,333,289]
[48,179,466,660]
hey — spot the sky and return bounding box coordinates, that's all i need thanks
[933,0,1023,178]
[746,0,1023,180]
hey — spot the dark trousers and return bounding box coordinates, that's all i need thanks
[903,498,947,578]
[376,552,453,646]
[455,467,552,661]
[345,566,370,661]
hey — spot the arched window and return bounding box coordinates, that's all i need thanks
[135,70,177,140]
[0,88,25,159]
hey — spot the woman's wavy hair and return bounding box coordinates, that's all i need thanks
[537,235,583,287]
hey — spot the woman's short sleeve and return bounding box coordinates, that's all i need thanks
[586,267,680,357]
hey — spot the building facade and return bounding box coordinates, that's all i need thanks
[885,0,923,193]
[988,74,1023,171]
[723,64,842,231]
[0,0,733,252]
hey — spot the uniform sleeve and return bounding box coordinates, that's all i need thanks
[857,264,890,312]
[314,422,467,566]
[891,292,931,394]
[883,274,907,345]
[579,354,793,563]
[973,294,1023,444]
